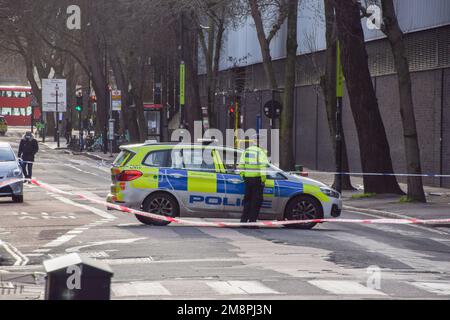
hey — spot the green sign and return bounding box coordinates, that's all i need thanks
[336,41,344,98]
[180,62,185,105]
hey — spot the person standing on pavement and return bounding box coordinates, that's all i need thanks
[238,136,270,225]
[18,132,39,182]
[65,118,72,145]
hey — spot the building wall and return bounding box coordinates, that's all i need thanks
[443,68,450,188]
[212,0,450,73]
[201,25,450,187]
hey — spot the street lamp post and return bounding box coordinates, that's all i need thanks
[335,41,344,193]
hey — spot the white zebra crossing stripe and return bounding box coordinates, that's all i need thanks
[308,280,386,295]
[112,282,171,297]
[206,281,280,295]
[410,282,450,295]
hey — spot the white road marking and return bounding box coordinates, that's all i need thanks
[411,282,450,295]
[66,237,147,253]
[67,230,83,234]
[53,195,116,219]
[43,235,77,248]
[207,281,280,295]
[0,240,29,266]
[104,257,154,265]
[327,232,450,273]
[309,280,385,295]
[33,249,51,253]
[345,207,450,236]
[112,282,171,297]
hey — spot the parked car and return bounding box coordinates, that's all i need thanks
[0,142,24,203]
[107,142,342,229]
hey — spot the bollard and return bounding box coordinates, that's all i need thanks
[43,253,113,300]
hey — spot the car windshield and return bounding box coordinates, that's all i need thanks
[0,147,15,162]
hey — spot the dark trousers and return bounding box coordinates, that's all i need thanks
[21,162,33,179]
[241,177,264,223]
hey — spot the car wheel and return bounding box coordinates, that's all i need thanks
[12,195,24,203]
[284,195,323,230]
[137,193,179,226]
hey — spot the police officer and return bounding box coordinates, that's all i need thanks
[238,136,269,224]
[18,131,39,181]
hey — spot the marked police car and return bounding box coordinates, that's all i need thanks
[107,142,342,229]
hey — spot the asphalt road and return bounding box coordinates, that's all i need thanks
[1,132,450,300]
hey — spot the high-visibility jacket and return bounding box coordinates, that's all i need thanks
[238,146,269,183]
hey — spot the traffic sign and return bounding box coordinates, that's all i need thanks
[111,90,122,111]
[263,100,283,119]
[42,79,67,112]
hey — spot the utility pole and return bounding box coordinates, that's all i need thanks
[179,12,185,129]
[335,41,344,193]
[103,35,108,154]
[56,84,60,149]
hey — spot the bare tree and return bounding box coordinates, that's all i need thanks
[333,0,403,194]
[378,0,426,202]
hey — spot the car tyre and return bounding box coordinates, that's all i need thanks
[137,193,179,226]
[12,195,24,203]
[284,195,323,230]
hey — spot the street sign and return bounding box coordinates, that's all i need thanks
[42,79,67,112]
[180,63,185,106]
[108,119,115,140]
[111,90,122,111]
[263,100,283,119]
[336,41,344,98]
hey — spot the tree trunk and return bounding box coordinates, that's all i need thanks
[333,0,403,194]
[280,0,298,171]
[249,0,279,90]
[184,22,203,134]
[381,0,426,202]
[109,48,140,142]
[322,0,355,190]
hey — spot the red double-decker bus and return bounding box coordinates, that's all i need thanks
[0,86,41,126]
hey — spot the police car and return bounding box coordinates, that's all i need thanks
[107,142,342,229]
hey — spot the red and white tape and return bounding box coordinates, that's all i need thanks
[27,179,450,228]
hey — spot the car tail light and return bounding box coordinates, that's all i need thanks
[116,170,143,181]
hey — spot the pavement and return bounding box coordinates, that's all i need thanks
[1,127,450,300]
[306,170,450,225]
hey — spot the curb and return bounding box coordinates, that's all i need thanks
[64,149,114,162]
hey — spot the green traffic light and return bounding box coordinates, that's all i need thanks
[75,105,82,112]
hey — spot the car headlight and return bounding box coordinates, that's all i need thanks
[320,187,340,199]
[7,169,23,178]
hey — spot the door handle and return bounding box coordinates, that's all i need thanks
[227,179,242,184]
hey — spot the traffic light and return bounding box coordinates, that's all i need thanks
[229,105,235,115]
[75,96,83,113]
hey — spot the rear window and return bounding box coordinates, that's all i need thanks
[142,150,172,167]
[0,147,15,162]
[113,150,135,167]
[0,117,6,124]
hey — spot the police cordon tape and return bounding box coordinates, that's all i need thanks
[15,178,448,228]
[287,171,450,178]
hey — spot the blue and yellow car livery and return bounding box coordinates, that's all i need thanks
[107,143,342,229]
